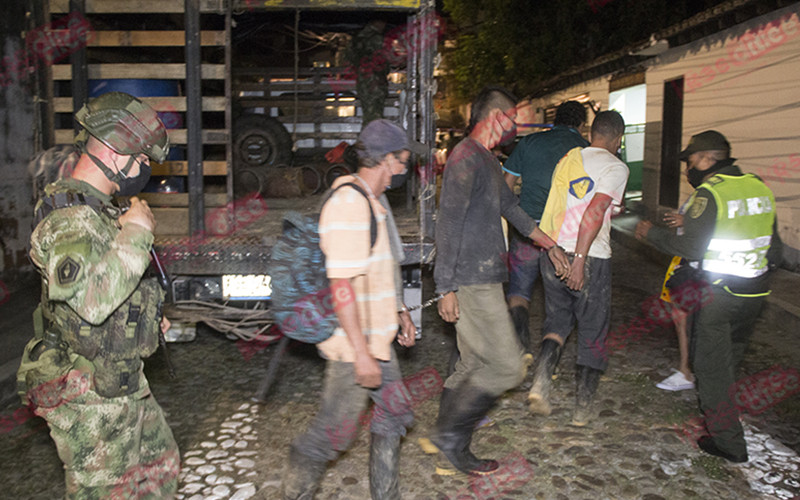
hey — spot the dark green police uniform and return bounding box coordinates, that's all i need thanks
[646,160,782,459]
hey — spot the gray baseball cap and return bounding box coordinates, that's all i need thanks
[357,119,428,160]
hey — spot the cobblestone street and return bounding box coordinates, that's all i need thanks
[1,241,798,499]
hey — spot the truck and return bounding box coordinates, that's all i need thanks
[32,0,438,343]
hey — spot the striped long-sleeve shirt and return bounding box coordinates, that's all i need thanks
[318,175,398,362]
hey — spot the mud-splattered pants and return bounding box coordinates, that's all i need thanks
[542,254,612,371]
[446,283,527,396]
[292,348,414,462]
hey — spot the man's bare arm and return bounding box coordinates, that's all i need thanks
[504,171,519,192]
[330,278,382,388]
[567,193,613,291]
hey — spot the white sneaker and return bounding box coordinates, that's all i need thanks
[656,369,695,391]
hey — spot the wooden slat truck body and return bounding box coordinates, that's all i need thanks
[33,0,436,308]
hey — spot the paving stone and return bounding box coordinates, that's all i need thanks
[653,468,669,480]
[212,484,231,496]
[197,465,216,475]
[577,473,600,486]
[488,435,507,445]
[230,484,256,499]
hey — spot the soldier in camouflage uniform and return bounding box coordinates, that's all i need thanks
[345,20,392,125]
[17,92,180,498]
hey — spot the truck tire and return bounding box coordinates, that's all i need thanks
[324,163,353,188]
[233,114,292,169]
[235,166,321,198]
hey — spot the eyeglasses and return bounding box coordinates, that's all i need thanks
[392,152,410,168]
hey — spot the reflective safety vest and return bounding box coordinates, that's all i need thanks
[696,173,775,279]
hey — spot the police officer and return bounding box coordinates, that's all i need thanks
[635,130,782,463]
[17,92,180,497]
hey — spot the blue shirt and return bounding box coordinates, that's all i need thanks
[503,126,589,219]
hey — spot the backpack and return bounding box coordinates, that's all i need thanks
[268,182,377,343]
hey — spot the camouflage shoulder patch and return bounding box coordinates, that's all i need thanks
[57,256,81,285]
[689,197,708,219]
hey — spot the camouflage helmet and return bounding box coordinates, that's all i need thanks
[75,92,170,163]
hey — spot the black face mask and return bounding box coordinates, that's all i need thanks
[687,161,727,189]
[86,151,152,196]
[116,161,151,196]
[386,154,409,190]
[388,170,408,190]
[687,167,706,188]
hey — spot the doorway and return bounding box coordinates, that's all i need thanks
[659,78,684,209]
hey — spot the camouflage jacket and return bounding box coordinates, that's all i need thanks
[26,177,166,398]
[345,23,391,82]
[30,178,154,326]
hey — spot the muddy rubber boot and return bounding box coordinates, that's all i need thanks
[418,387,452,472]
[697,435,748,463]
[527,339,562,416]
[431,384,499,476]
[509,306,532,353]
[282,445,327,500]
[571,365,602,427]
[369,433,401,500]
[419,387,459,475]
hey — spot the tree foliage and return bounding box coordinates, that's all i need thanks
[442,0,730,100]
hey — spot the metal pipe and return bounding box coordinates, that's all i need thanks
[185,0,205,236]
[69,0,88,133]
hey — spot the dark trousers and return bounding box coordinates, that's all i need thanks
[292,348,414,463]
[541,255,612,371]
[690,285,764,456]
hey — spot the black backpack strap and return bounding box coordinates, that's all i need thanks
[32,191,107,231]
[330,182,378,249]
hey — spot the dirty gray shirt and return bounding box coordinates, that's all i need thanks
[434,137,538,294]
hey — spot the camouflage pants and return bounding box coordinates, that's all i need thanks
[356,77,388,125]
[33,370,179,499]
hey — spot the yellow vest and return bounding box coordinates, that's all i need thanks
[697,173,775,280]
